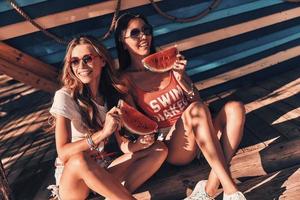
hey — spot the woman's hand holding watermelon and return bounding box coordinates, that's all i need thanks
[172,54,187,81]
[102,107,122,138]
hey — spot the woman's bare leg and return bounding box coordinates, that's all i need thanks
[108,141,168,192]
[59,152,135,200]
[166,102,238,194]
[205,101,246,196]
[165,113,198,165]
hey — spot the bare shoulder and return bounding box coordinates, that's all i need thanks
[119,73,131,87]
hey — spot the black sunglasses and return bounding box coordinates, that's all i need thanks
[69,54,97,68]
[124,25,152,39]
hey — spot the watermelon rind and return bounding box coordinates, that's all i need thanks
[142,47,178,73]
[143,61,173,73]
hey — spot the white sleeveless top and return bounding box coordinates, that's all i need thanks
[50,88,107,155]
[50,88,109,185]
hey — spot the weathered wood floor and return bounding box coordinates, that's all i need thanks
[0,67,299,200]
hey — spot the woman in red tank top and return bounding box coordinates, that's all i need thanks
[113,13,247,200]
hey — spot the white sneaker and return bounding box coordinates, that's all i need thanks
[183,180,214,200]
[223,191,246,200]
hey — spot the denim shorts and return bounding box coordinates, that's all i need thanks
[48,156,113,199]
[54,156,113,185]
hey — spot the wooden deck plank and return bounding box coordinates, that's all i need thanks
[206,91,272,151]
[0,89,50,130]
[259,67,300,94]
[0,0,162,40]
[0,90,50,128]
[0,108,49,153]
[247,81,300,113]
[32,144,61,200]
[7,133,54,172]
[164,7,300,52]
[3,105,49,137]
[243,111,285,145]
[201,91,263,154]
[195,45,300,90]
[0,86,38,108]
[129,138,300,200]
[0,57,58,93]
[0,42,58,80]
[233,165,300,200]
[219,91,288,145]
[248,86,300,124]
[40,143,57,163]
[31,0,287,63]
[8,136,55,185]
[2,120,51,173]
[259,68,300,112]
[204,90,262,148]
[0,86,37,126]
[235,87,300,140]
[32,163,55,200]
[231,137,300,179]
[0,82,29,100]
[11,160,54,200]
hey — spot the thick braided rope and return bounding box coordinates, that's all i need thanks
[6,0,121,44]
[148,0,221,23]
[6,0,299,44]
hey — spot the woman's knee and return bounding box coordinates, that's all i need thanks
[65,152,90,170]
[167,148,196,166]
[224,101,246,118]
[151,141,168,160]
[185,102,211,126]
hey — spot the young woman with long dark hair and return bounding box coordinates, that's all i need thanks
[113,13,246,200]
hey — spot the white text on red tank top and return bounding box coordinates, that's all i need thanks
[148,85,188,122]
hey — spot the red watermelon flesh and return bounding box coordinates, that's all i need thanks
[142,46,178,73]
[118,100,158,135]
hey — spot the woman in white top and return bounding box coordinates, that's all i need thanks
[49,36,168,200]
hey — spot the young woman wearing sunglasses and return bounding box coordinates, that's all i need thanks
[114,13,247,200]
[48,36,168,200]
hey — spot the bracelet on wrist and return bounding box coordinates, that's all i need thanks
[185,83,196,100]
[86,133,98,151]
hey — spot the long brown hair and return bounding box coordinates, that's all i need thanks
[56,36,117,133]
[113,13,156,94]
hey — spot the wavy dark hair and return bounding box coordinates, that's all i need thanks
[113,14,157,140]
[52,36,118,133]
[114,13,156,72]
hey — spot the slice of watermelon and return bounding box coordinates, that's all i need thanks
[118,100,158,135]
[142,46,178,73]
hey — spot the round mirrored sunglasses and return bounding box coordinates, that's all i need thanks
[124,25,152,39]
[69,54,98,68]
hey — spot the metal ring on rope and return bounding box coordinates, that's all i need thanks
[148,0,221,23]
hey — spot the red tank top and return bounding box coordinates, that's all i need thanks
[129,72,189,128]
